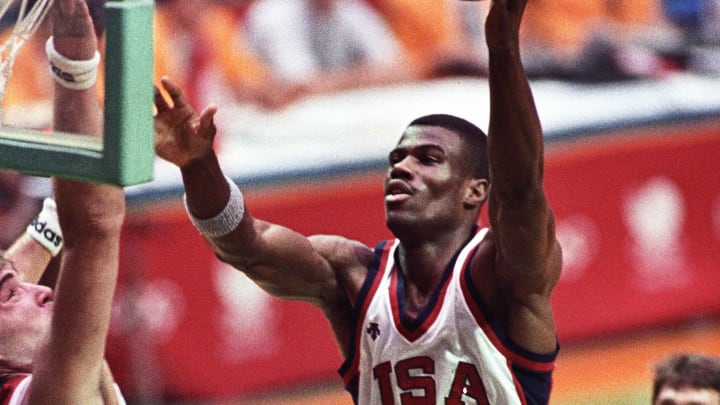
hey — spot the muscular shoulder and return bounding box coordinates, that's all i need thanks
[309,235,374,298]
[471,229,560,354]
[309,235,373,266]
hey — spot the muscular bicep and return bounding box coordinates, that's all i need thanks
[488,187,561,296]
[486,190,561,354]
[207,215,342,306]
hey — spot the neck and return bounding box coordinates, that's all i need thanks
[396,224,476,295]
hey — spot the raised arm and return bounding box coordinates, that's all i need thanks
[484,0,561,353]
[154,78,348,306]
[28,0,126,402]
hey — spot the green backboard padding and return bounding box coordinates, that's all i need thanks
[0,0,155,186]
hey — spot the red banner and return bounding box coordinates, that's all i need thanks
[547,121,720,340]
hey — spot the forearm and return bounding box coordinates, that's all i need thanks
[181,152,231,219]
[183,174,336,303]
[43,167,124,395]
[6,197,65,283]
[2,233,53,283]
[487,47,544,196]
[48,177,124,389]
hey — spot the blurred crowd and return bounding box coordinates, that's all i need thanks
[0,0,719,249]
[1,0,719,123]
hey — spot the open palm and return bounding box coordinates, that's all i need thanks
[154,76,218,169]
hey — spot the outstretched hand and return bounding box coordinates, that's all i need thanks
[485,0,527,52]
[154,76,218,169]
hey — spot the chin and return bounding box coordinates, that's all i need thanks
[386,214,415,236]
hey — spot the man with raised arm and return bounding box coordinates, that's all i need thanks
[0,0,127,403]
[155,0,561,403]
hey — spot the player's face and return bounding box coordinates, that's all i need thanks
[654,386,720,405]
[385,125,470,235]
[0,263,53,369]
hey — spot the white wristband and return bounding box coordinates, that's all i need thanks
[26,198,64,257]
[184,176,245,238]
[45,36,101,90]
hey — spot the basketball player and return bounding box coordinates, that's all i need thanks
[155,0,561,403]
[653,353,720,405]
[0,0,127,403]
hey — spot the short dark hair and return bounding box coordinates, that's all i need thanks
[652,353,720,402]
[407,114,489,180]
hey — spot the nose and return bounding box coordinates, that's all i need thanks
[28,284,53,305]
[389,156,413,180]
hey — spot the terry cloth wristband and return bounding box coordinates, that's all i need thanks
[184,176,245,238]
[26,198,64,257]
[45,36,101,90]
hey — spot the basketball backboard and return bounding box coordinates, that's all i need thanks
[0,0,154,186]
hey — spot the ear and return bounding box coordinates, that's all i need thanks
[463,178,489,209]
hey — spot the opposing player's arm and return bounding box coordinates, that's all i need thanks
[3,198,63,284]
[28,0,125,402]
[483,0,561,353]
[3,234,54,284]
[155,78,346,306]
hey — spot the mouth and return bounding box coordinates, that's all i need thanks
[385,180,413,203]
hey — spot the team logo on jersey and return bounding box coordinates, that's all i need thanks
[366,322,380,341]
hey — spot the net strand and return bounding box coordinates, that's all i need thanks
[0,0,55,123]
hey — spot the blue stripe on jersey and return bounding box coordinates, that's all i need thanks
[394,251,454,332]
[512,363,555,405]
[338,240,389,396]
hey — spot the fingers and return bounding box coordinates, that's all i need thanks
[154,76,193,114]
[199,105,218,137]
[153,85,171,113]
[160,76,191,109]
[199,105,218,125]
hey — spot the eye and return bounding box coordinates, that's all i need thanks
[2,285,16,302]
[419,154,440,165]
[388,151,404,165]
[0,272,18,302]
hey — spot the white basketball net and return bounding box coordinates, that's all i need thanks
[0,0,55,123]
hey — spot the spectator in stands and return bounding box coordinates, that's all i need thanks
[652,353,720,405]
[520,0,672,81]
[661,0,720,74]
[153,0,281,110]
[365,0,489,78]
[241,0,419,101]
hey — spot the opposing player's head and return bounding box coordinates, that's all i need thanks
[652,353,720,405]
[384,114,489,239]
[0,257,53,372]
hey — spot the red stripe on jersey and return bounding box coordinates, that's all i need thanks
[0,374,28,405]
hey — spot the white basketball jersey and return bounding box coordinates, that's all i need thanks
[339,227,557,405]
